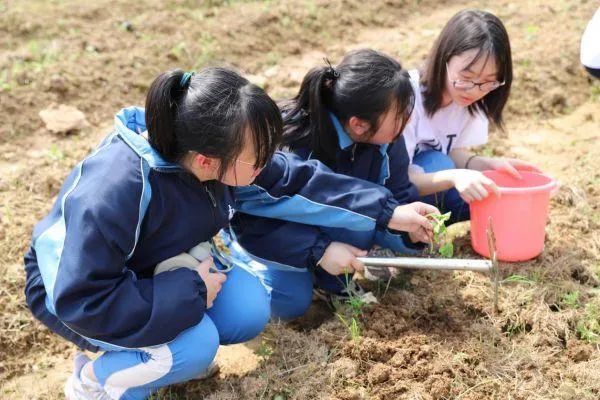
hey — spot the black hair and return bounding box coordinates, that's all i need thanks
[145,67,282,178]
[421,9,512,129]
[280,49,414,168]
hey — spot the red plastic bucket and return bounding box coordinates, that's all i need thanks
[470,170,557,262]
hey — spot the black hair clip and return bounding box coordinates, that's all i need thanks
[323,58,340,79]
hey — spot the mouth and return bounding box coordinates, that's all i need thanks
[459,95,474,105]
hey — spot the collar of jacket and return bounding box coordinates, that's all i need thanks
[328,111,389,157]
[114,106,182,172]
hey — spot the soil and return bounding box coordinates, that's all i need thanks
[1,0,599,399]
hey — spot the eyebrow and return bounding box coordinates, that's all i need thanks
[461,67,498,79]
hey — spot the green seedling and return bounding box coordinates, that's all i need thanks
[334,273,366,341]
[576,302,600,343]
[48,144,65,161]
[561,291,581,309]
[427,212,454,258]
[502,274,536,285]
[337,313,361,341]
[255,340,274,358]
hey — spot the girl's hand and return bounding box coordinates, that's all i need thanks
[477,156,542,179]
[452,169,500,203]
[193,257,227,309]
[318,242,367,276]
[408,229,431,244]
[388,202,439,240]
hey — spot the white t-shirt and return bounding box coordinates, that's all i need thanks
[403,69,489,167]
[581,8,600,69]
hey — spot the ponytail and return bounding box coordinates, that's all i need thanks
[145,67,281,178]
[281,49,415,168]
[145,69,190,162]
[281,65,338,166]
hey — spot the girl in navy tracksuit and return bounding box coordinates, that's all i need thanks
[231,49,439,319]
[24,67,434,399]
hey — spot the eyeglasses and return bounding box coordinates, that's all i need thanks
[446,62,505,92]
[236,158,265,171]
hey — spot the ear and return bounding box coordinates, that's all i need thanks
[191,152,217,170]
[347,116,371,137]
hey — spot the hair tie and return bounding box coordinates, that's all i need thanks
[180,71,195,88]
[323,58,340,79]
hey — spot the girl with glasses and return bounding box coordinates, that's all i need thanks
[403,9,541,224]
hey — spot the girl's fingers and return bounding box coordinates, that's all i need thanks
[473,182,489,199]
[414,213,433,231]
[481,178,501,197]
[417,228,430,243]
[509,158,542,172]
[470,188,483,201]
[502,162,523,179]
[214,272,227,284]
[417,202,440,216]
[347,245,368,257]
[351,257,365,273]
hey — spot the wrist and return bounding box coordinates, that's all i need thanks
[436,169,458,187]
[465,154,479,169]
[468,155,492,171]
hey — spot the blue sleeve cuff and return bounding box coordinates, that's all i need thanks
[309,231,332,270]
[375,198,399,231]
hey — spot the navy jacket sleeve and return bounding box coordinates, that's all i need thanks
[232,215,332,269]
[385,136,420,205]
[375,137,425,252]
[33,161,208,348]
[235,151,399,232]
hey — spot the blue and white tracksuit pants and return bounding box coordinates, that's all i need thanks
[26,250,271,400]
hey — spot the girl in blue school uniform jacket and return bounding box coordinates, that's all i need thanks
[231,49,439,319]
[24,67,434,400]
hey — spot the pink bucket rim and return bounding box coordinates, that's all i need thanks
[482,170,558,195]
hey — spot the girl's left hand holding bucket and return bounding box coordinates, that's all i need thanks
[480,156,542,179]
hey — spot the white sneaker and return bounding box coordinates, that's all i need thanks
[64,352,112,400]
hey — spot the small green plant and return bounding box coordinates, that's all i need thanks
[337,313,361,341]
[591,83,600,102]
[255,339,273,358]
[504,322,528,338]
[335,273,366,341]
[561,291,581,309]
[576,302,600,343]
[427,212,454,258]
[47,144,65,161]
[525,24,539,40]
[502,274,537,285]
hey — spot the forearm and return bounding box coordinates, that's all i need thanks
[450,148,492,171]
[409,170,456,196]
[449,148,474,169]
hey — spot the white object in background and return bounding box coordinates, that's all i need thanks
[581,8,600,69]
